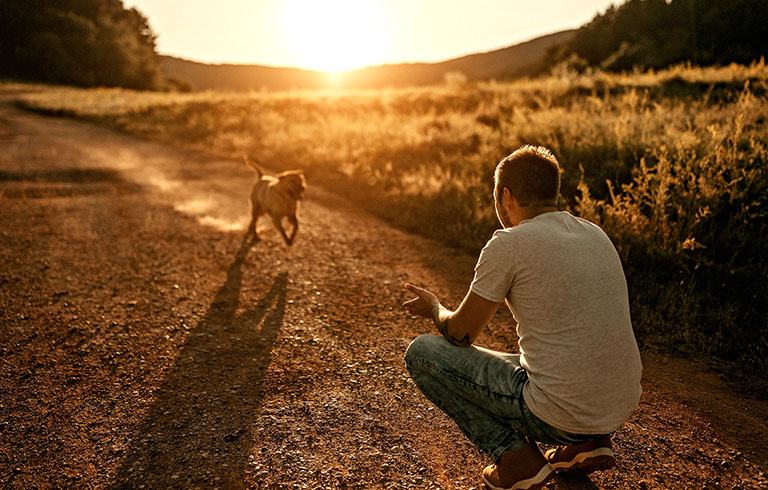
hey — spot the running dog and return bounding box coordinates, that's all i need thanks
[243,155,306,245]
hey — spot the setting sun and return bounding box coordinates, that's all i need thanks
[122,0,624,72]
[277,0,390,72]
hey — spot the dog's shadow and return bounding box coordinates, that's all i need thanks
[109,235,287,489]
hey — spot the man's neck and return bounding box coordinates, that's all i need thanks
[515,205,557,224]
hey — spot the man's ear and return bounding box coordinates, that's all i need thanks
[502,187,515,207]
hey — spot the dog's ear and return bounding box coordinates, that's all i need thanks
[277,170,305,183]
[293,171,306,185]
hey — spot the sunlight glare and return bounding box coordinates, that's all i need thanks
[278,0,389,72]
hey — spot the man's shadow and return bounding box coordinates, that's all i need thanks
[110,235,287,489]
[550,474,600,489]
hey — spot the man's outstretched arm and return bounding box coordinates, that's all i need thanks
[403,283,500,347]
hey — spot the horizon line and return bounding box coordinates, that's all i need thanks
[156,28,577,74]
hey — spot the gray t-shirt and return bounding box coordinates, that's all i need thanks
[470,211,642,434]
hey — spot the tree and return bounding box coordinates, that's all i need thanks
[0,0,162,89]
[550,0,768,72]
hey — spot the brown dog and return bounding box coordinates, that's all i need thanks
[243,155,306,245]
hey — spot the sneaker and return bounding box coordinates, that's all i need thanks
[482,442,555,490]
[544,435,616,474]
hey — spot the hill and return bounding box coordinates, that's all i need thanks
[159,30,575,91]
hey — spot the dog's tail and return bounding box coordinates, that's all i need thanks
[243,155,266,178]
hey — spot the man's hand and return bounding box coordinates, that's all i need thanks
[402,283,441,320]
[403,282,502,348]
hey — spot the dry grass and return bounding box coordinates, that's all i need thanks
[12,60,768,394]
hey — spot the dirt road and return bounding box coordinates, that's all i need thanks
[1,96,767,489]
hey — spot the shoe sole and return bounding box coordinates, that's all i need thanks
[482,463,555,490]
[549,447,616,474]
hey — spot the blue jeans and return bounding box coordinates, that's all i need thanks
[404,334,602,462]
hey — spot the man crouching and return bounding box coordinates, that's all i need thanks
[403,145,642,490]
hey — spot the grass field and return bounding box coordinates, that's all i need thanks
[13,61,768,395]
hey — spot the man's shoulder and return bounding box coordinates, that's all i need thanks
[481,228,509,254]
[482,224,542,261]
[485,227,521,249]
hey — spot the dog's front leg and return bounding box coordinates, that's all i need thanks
[272,216,293,246]
[248,200,262,240]
[287,214,299,244]
[246,216,259,241]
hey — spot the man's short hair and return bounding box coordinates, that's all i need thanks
[494,145,560,206]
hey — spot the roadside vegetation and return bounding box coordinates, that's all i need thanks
[13,61,768,395]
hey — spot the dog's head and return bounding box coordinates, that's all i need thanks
[277,170,306,201]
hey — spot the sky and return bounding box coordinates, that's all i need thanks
[124,0,618,72]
